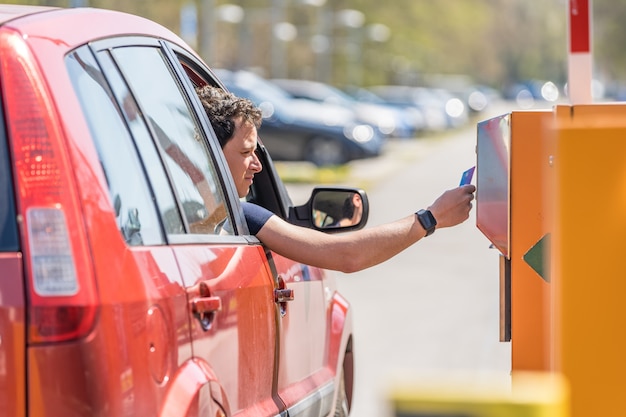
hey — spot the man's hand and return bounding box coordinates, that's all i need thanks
[428,184,476,229]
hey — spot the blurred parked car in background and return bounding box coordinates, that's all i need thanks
[418,74,496,115]
[429,87,470,128]
[504,79,561,108]
[216,69,383,166]
[369,85,470,132]
[0,5,359,417]
[446,84,495,114]
[271,78,418,139]
[344,85,427,136]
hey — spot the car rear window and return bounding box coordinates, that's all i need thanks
[67,47,167,246]
[0,100,19,252]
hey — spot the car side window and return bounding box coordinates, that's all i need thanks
[112,46,231,236]
[66,47,164,246]
[94,50,185,236]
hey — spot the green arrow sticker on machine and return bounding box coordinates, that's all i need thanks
[523,233,551,283]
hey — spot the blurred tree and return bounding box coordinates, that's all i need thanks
[594,0,626,93]
[10,0,626,94]
[340,0,566,90]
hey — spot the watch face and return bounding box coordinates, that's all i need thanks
[417,209,436,235]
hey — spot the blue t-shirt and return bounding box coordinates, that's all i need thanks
[241,202,274,235]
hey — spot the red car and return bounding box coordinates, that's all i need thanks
[0,5,368,417]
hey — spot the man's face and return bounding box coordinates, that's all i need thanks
[222,117,262,198]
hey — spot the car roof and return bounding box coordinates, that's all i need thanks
[0,5,192,55]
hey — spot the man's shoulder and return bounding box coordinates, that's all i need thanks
[241,201,274,234]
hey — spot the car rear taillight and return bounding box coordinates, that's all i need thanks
[0,29,98,343]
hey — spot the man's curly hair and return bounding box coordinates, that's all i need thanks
[196,85,263,149]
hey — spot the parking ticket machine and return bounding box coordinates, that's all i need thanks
[476,110,555,372]
[477,103,626,417]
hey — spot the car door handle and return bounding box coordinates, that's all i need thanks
[274,288,294,303]
[189,282,222,331]
[191,296,222,314]
[275,275,293,318]
[191,296,221,331]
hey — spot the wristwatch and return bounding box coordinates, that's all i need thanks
[416,209,437,236]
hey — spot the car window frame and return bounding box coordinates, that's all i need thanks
[87,36,251,245]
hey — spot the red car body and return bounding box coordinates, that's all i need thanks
[0,5,354,417]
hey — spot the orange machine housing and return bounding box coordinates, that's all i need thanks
[476,110,554,372]
[479,103,626,417]
[551,103,626,417]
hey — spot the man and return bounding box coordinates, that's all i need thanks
[196,85,475,273]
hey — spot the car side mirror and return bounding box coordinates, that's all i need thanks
[290,187,369,232]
